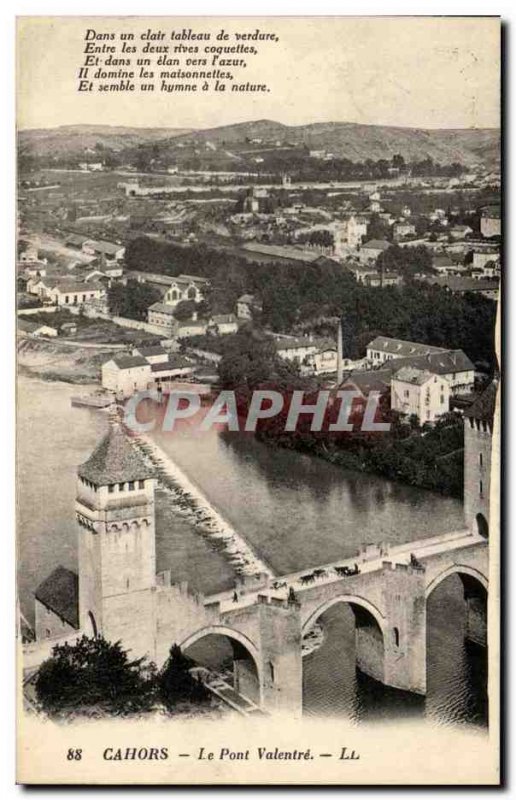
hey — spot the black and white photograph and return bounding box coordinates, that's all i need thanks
[14,14,501,785]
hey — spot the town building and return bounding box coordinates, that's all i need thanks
[472,248,500,273]
[274,337,319,364]
[147,303,179,336]
[208,314,239,336]
[340,368,393,399]
[177,319,209,339]
[359,239,390,263]
[239,242,339,268]
[132,345,169,365]
[302,344,339,376]
[333,215,369,255]
[101,355,151,397]
[65,233,89,250]
[28,277,106,307]
[346,263,402,287]
[480,206,501,238]
[163,274,209,308]
[17,318,58,338]
[392,221,416,241]
[81,240,126,262]
[431,255,464,276]
[366,336,448,366]
[423,275,499,300]
[391,367,450,423]
[365,337,475,394]
[35,566,79,640]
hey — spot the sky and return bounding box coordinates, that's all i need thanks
[17,16,500,131]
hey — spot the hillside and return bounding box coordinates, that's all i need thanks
[18,120,500,168]
[17,124,192,157]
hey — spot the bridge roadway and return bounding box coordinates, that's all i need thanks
[203,528,482,616]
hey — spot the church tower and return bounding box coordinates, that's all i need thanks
[463,381,498,538]
[76,423,157,657]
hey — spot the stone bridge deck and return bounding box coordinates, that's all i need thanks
[204,528,482,616]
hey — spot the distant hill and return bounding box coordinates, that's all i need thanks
[17,124,192,157]
[18,120,500,168]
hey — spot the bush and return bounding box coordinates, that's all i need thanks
[157,644,210,710]
[35,635,156,716]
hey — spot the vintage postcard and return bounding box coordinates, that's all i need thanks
[16,16,501,785]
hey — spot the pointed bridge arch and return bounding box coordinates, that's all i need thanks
[179,625,261,676]
[425,564,488,600]
[302,593,386,636]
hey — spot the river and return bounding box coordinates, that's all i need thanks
[17,376,486,728]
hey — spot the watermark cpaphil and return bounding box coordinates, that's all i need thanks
[123,385,392,435]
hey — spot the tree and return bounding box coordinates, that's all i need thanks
[173,300,198,321]
[107,280,162,321]
[35,635,156,716]
[157,645,210,710]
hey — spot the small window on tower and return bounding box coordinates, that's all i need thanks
[138,480,144,489]
[479,453,483,467]
[128,481,135,491]
[108,484,115,493]
[118,483,124,491]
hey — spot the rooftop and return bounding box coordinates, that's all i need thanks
[84,239,124,255]
[35,566,79,629]
[367,336,447,358]
[362,239,391,251]
[464,380,498,424]
[150,356,192,372]
[111,354,149,370]
[135,345,168,357]
[241,243,322,263]
[148,302,176,316]
[78,423,154,485]
[393,366,436,386]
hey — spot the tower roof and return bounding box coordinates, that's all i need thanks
[78,424,153,485]
[463,380,498,425]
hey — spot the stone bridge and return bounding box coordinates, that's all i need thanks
[22,528,488,718]
[159,529,488,716]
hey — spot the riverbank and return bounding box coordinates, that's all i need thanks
[17,338,109,384]
[256,413,465,499]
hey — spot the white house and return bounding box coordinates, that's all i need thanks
[480,206,501,238]
[391,367,450,424]
[366,336,449,366]
[208,314,239,336]
[101,355,151,397]
[163,274,209,308]
[82,240,125,262]
[177,319,209,339]
[302,345,339,376]
[147,303,178,336]
[274,337,319,364]
[48,280,106,307]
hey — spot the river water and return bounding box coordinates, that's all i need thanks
[17,376,486,728]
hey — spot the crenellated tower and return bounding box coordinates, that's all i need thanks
[75,423,157,657]
[463,380,498,538]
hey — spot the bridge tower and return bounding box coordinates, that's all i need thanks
[463,381,497,538]
[75,422,157,658]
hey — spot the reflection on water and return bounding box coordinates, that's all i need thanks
[18,377,485,729]
[150,423,465,576]
[302,575,487,728]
